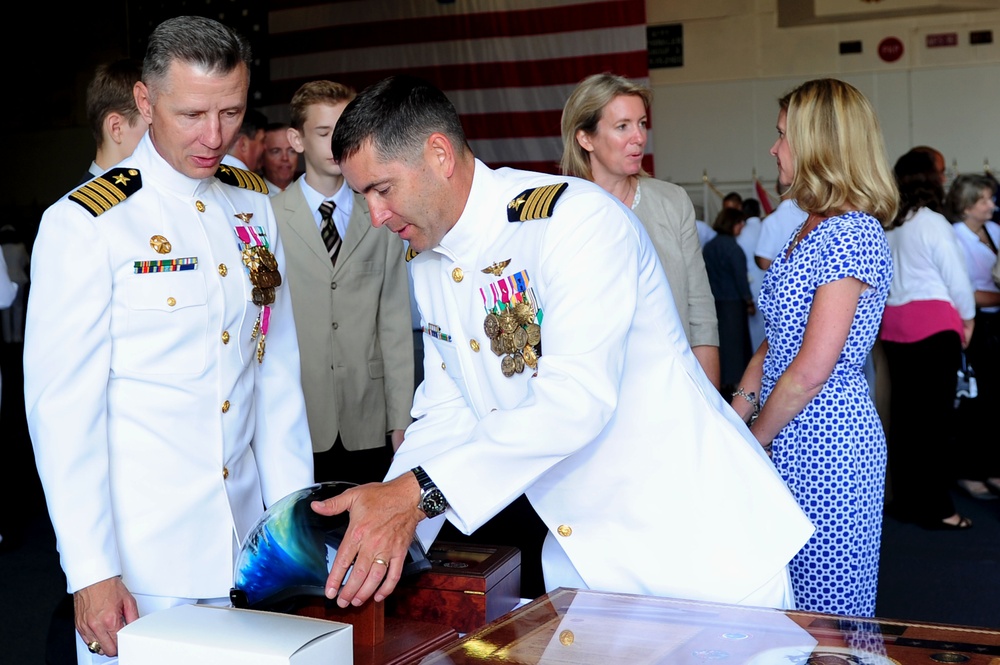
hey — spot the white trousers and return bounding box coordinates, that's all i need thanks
[75,594,230,665]
[540,530,795,610]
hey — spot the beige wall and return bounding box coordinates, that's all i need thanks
[646,0,1000,210]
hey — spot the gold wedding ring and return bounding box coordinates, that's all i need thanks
[87,640,102,654]
[373,558,388,567]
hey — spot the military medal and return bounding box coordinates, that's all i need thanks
[479,267,542,378]
[483,313,500,339]
[522,345,538,369]
[234,220,281,363]
[525,323,541,347]
[512,326,528,350]
[513,351,525,374]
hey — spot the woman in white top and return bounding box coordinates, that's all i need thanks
[880,151,976,529]
[946,174,1000,497]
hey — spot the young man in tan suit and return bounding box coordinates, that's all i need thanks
[271,81,414,483]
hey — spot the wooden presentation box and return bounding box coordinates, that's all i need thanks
[387,542,521,634]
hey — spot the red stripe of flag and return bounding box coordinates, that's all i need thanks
[268,1,646,57]
[270,51,649,103]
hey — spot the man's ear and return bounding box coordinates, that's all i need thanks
[426,132,456,178]
[233,134,250,156]
[287,127,305,154]
[134,81,153,125]
[105,112,125,145]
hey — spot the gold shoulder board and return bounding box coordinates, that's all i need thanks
[69,168,143,217]
[215,164,269,194]
[405,246,420,262]
[506,182,568,223]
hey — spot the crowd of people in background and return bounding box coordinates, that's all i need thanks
[2,15,1000,663]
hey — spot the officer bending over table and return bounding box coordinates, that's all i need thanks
[312,75,813,611]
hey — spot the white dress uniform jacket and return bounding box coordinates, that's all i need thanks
[24,133,314,599]
[388,160,813,606]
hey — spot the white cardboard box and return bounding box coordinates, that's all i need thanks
[118,603,352,665]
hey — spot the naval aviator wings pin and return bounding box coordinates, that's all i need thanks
[481,258,511,277]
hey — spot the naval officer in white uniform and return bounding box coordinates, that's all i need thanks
[24,16,313,663]
[312,75,813,612]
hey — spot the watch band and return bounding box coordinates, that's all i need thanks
[413,465,434,491]
[412,466,448,517]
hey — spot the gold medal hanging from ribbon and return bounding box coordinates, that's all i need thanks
[234,220,281,363]
[480,267,542,377]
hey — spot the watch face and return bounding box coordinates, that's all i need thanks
[421,488,447,517]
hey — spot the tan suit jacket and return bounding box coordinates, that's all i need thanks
[272,179,414,453]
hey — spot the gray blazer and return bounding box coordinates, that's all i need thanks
[272,179,414,453]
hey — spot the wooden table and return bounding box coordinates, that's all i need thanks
[416,587,1000,664]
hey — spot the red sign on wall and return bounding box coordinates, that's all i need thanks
[878,37,904,62]
[927,33,958,48]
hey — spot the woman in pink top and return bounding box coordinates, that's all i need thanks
[881,150,976,529]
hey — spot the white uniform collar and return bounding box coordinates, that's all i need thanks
[134,132,215,198]
[435,159,500,261]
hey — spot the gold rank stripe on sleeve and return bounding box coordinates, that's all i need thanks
[214,164,270,195]
[68,168,143,217]
[506,182,568,222]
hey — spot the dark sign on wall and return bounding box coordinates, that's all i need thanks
[648,24,683,69]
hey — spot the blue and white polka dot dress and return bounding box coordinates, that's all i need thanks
[759,210,892,617]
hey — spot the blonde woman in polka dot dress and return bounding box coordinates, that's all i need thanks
[730,79,897,617]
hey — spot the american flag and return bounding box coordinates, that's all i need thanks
[263,0,651,175]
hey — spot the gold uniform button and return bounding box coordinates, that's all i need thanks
[452,267,464,282]
[222,400,230,413]
[223,466,229,479]
[218,264,228,277]
[470,339,480,352]
[559,630,575,646]
[195,200,206,212]
[557,525,572,537]
[166,297,176,307]
[221,331,230,344]
[441,362,447,371]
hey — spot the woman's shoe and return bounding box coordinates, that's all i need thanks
[957,479,997,500]
[925,514,973,530]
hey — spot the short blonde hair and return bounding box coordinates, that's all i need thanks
[781,79,898,227]
[289,80,356,131]
[560,73,651,181]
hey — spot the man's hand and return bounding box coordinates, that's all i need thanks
[312,472,424,607]
[390,429,405,452]
[74,576,139,658]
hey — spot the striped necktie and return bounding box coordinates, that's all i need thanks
[319,200,341,266]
